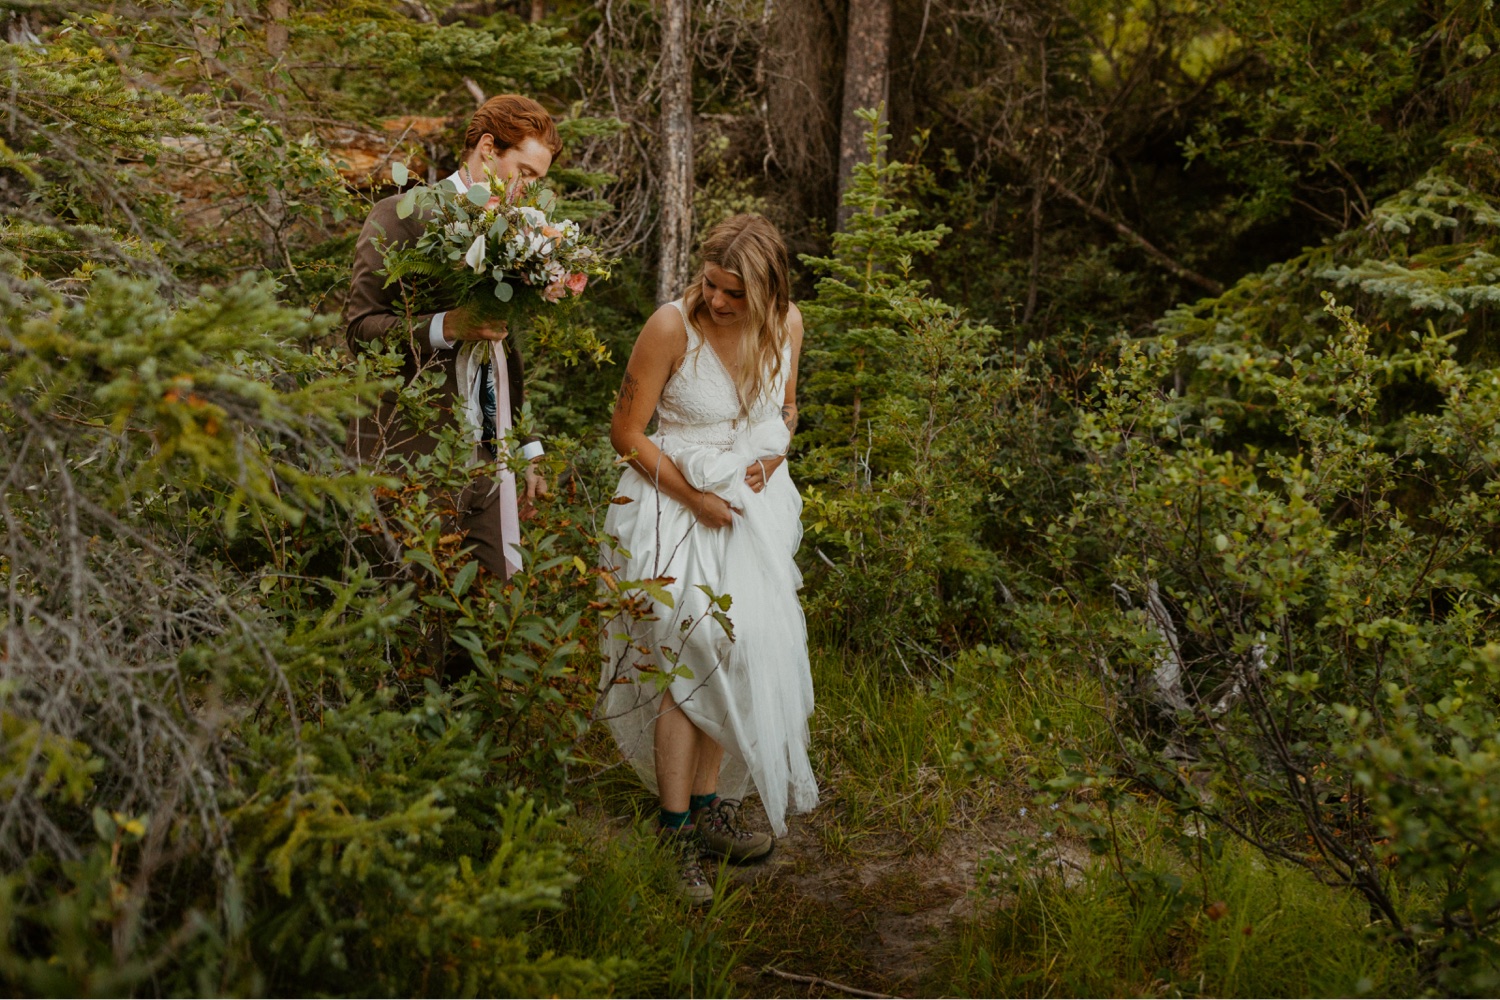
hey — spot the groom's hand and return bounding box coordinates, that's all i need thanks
[524,460,549,501]
[446,304,509,342]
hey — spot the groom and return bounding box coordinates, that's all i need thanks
[345,94,560,579]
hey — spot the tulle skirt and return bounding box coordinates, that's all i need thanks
[596,433,818,835]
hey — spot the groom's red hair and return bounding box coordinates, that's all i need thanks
[464,95,562,158]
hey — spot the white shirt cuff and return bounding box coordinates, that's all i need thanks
[429,311,455,350]
[521,440,545,461]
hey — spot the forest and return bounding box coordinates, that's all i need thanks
[3,0,1500,996]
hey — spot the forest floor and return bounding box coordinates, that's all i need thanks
[722,798,1016,999]
[566,646,1089,998]
[570,793,1025,999]
[563,645,1415,999]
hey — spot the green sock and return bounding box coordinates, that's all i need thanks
[658,807,691,830]
[689,792,718,813]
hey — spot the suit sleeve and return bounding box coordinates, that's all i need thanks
[344,199,440,361]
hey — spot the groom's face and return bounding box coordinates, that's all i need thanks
[478,134,553,190]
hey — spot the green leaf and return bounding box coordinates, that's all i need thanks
[488,216,509,239]
[639,579,675,608]
[396,187,418,219]
[391,160,409,187]
[92,807,116,841]
[495,280,513,302]
[467,183,491,207]
[453,559,478,596]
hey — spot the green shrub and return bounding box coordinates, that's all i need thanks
[1004,297,1500,991]
[797,111,1067,653]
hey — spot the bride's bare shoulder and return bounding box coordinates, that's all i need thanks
[786,301,805,348]
[634,303,690,357]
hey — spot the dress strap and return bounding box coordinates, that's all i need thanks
[668,299,700,350]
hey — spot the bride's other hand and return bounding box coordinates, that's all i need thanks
[744,456,784,493]
[694,491,738,529]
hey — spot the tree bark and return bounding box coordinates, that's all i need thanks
[530,0,546,22]
[657,0,694,304]
[836,0,892,230]
[266,0,289,58]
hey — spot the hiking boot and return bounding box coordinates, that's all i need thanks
[692,797,775,864]
[659,825,715,905]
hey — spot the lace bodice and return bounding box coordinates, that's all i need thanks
[655,300,789,449]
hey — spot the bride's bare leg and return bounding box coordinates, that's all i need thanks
[654,688,698,814]
[691,727,724,797]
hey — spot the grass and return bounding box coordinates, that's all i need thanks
[532,812,744,998]
[942,815,1421,998]
[551,641,1426,998]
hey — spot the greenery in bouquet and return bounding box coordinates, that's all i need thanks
[381,163,613,328]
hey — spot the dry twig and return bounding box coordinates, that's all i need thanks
[763,965,898,999]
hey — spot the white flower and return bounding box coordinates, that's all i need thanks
[519,206,547,226]
[464,234,486,272]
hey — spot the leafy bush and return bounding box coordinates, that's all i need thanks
[0,264,627,995]
[999,298,1500,991]
[797,111,1070,654]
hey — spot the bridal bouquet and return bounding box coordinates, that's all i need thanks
[381,163,610,319]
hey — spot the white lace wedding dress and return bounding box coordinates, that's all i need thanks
[597,300,818,835]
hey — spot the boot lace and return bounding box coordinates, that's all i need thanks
[664,828,710,886]
[700,797,755,842]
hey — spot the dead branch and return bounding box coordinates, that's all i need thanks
[762,966,897,999]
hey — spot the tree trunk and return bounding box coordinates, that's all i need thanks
[836,0,891,229]
[266,0,289,58]
[657,0,694,304]
[530,0,546,22]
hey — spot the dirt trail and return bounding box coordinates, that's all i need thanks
[723,799,1020,998]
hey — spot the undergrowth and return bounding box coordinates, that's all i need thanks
[563,640,1424,998]
[945,814,1420,998]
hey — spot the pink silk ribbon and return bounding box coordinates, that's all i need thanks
[490,340,523,578]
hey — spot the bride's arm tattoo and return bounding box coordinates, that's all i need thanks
[781,403,799,435]
[615,371,641,414]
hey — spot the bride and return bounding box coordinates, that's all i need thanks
[598,214,818,904]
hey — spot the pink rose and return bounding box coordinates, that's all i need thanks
[485,196,503,211]
[565,272,588,296]
[541,281,567,303]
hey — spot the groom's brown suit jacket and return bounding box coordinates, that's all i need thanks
[344,191,537,578]
[343,192,534,463]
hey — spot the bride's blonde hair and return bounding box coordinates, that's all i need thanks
[679,214,791,414]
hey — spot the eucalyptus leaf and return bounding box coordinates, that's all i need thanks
[494,280,514,302]
[466,183,491,207]
[391,160,409,187]
[488,216,509,239]
[395,188,418,219]
[536,188,556,212]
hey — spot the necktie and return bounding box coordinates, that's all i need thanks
[479,359,497,456]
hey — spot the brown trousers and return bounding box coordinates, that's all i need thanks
[451,476,510,580]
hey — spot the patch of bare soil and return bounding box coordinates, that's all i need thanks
[723,799,1033,999]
